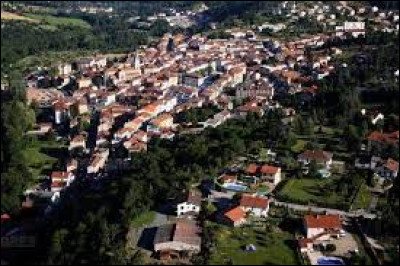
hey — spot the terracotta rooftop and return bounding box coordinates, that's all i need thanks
[260,165,280,175]
[224,206,246,222]
[304,214,342,229]
[240,194,269,209]
[384,158,399,172]
[245,163,259,175]
[298,150,333,162]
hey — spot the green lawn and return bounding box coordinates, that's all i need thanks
[23,13,92,29]
[130,211,156,228]
[276,177,349,209]
[351,183,372,210]
[23,147,58,180]
[209,226,298,265]
[291,139,307,153]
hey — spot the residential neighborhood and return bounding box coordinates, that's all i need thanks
[1,1,399,265]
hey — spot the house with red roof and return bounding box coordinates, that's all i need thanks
[222,206,247,227]
[245,163,282,185]
[260,165,282,185]
[239,194,270,218]
[51,171,75,187]
[303,214,342,240]
[298,149,333,169]
[375,158,399,180]
[367,130,399,148]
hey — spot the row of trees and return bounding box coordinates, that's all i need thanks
[1,71,36,213]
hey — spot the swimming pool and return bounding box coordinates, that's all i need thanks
[317,256,345,265]
[222,182,248,192]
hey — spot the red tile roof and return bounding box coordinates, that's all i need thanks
[367,131,399,145]
[246,163,259,175]
[385,158,399,172]
[298,150,333,162]
[51,171,71,180]
[240,194,269,209]
[224,206,246,222]
[304,214,342,229]
[260,165,280,175]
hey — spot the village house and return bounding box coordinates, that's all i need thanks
[176,190,202,218]
[87,150,109,174]
[303,214,343,240]
[69,134,86,151]
[50,171,75,192]
[259,165,282,185]
[245,163,282,185]
[222,206,247,227]
[153,220,202,260]
[66,159,78,173]
[239,194,270,218]
[298,149,333,170]
[375,158,399,180]
[367,130,399,148]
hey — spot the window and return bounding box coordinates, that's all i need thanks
[192,206,196,210]
[181,206,184,210]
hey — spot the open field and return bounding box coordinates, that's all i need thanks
[1,11,39,22]
[23,13,92,29]
[276,176,350,209]
[209,225,299,265]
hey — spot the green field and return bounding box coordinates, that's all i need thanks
[209,226,298,265]
[24,147,58,181]
[276,177,349,209]
[130,211,156,228]
[23,13,92,29]
[351,183,372,210]
[290,139,307,153]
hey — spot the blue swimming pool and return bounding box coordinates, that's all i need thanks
[222,183,248,191]
[317,257,345,265]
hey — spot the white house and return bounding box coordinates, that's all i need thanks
[239,194,270,218]
[304,214,342,240]
[375,158,399,180]
[259,165,282,185]
[176,190,202,218]
[298,150,333,169]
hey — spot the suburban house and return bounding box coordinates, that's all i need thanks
[66,159,78,173]
[176,190,202,218]
[375,158,399,180]
[244,163,282,185]
[355,154,381,170]
[87,150,109,174]
[153,219,202,260]
[50,171,75,192]
[239,194,270,218]
[222,206,247,227]
[367,130,399,148]
[298,149,333,169]
[303,214,342,240]
[259,165,282,185]
[69,134,86,150]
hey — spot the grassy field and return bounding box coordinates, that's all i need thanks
[276,176,349,209]
[130,211,156,228]
[1,11,39,22]
[351,183,372,210]
[23,147,58,181]
[23,13,92,29]
[209,226,298,265]
[291,139,307,153]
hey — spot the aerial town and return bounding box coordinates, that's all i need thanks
[1,1,399,265]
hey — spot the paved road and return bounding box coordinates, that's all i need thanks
[271,198,377,219]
